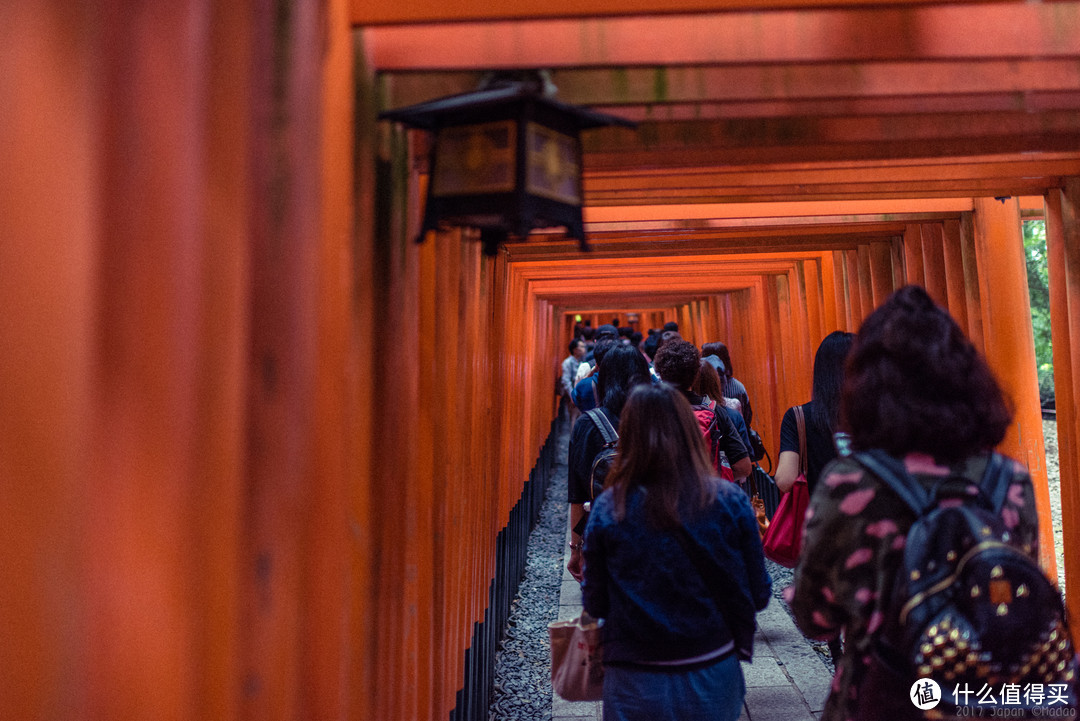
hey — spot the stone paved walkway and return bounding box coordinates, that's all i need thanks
[553,521,833,721]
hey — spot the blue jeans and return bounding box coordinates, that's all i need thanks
[602,654,746,721]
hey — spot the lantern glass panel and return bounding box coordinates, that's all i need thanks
[525,122,580,205]
[432,121,516,197]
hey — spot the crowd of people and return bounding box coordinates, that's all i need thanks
[557,288,1077,720]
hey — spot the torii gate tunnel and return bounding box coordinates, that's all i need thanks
[4,1,1080,720]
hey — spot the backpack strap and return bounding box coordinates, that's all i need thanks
[853,449,931,516]
[695,401,724,469]
[585,408,619,446]
[978,452,1013,514]
[793,405,808,477]
[854,450,1014,516]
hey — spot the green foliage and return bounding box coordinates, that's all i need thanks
[1024,220,1054,406]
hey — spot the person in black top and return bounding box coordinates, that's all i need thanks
[774,331,856,497]
[566,344,652,582]
[774,329,855,665]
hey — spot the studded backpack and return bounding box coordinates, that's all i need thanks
[855,450,1078,717]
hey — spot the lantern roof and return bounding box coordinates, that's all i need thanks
[378,74,636,131]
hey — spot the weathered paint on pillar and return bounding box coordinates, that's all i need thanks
[941,219,971,337]
[904,224,926,289]
[856,244,874,318]
[349,27,382,714]
[890,237,906,293]
[959,212,986,352]
[820,251,841,332]
[791,266,813,401]
[803,259,825,346]
[1046,179,1080,624]
[868,240,894,308]
[972,197,1056,576]
[920,223,949,308]
[1,4,98,717]
[846,249,864,323]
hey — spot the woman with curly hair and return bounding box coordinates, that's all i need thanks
[789,285,1040,720]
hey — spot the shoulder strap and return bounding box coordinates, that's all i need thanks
[853,449,930,516]
[793,404,808,476]
[979,452,1014,514]
[853,450,1014,517]
[585,408,619,446]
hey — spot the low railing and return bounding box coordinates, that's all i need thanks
[450,407,567,721]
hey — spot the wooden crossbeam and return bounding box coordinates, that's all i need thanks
[584,168,1073,201]
[354,0,997,26]
[585,157,1080,186]
[580,112,1080,166]
[364,5,1080,69]
[381,61,1080,110]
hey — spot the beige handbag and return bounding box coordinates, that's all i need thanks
[548,613,604,701]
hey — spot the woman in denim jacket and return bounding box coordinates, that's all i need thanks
[582,382,772,721]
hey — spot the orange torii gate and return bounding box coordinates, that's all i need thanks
[4,1,1080,721]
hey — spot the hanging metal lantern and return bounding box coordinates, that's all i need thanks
[379,71,636,255]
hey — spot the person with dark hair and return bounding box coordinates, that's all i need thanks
[774,330,857,496]
[654,340,751,481]
[694,358,753,455]
[571,336,619,412]
[662,321,679,332]
[658,329,681,349]
[641,332,662,380]
[586,323,619,364]
[701,341,753,426]
[560,338,587,417]
[562,339,586,396]
[789,286,1039,720]
[773,329,856,665]
[566,345,652,581]
[582,383,771,721]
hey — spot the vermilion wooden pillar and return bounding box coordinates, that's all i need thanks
[856,245,874,318]
[820,251,841,332]
[845,249,863,323]
[791,266,813,401]
[959,213,986,352]
[348,27,378,721]
[941,219,971,337]
[973,197,1056,576]
[1,4,98,717]
[803,259,825,348]
[890,237,906,292]
[904,224,926,288]
[1046,179,1080,623]
[920,223,949,308]
[868,240,894,308]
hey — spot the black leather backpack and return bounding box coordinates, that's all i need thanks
[855,450,1077,717]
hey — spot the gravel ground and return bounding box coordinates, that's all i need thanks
[1044,419,1067,597]
[489,426,570,720]
[489,420,1066,719]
